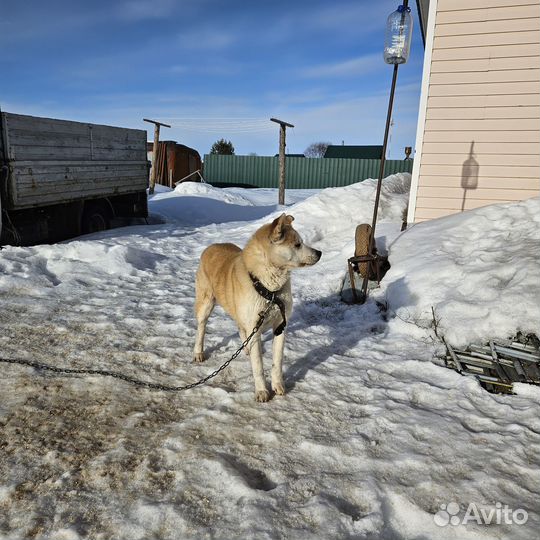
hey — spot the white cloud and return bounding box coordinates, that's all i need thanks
[300,53,382,78]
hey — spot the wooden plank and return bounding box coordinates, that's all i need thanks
[421,141,540,155]
[10,145,145,161]
[417,174,540,190]
[423,129,539,143]
[437,0,540,12]
[426,106,540,120]
[427,94,540,108]
[11,145,92,161]
[11,159,149,169]
[15,168,148,185]
[430,68,540,85]
[15,168,148,184]
[16,177,147,193]
[90,149,146,161]
[417,186,539,200]
[428,81,540,96]
[419,163,539,178]
[4,113,146,141]
[434,31,540,49]
[431,43,540,60]
[437,4,540,24]
[420,153,540,166]
[435,18,540,37]
[431,56,540,73]
[10,132,146,151]
[8,130,91,148]
[12,177,148,208]
[5,114,89,136]
[14,185,146,209]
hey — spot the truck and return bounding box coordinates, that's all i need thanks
[0,111,149,246]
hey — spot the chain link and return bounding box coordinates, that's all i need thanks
[0,301,275,392]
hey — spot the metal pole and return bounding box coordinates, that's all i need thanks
[361,63,399,301]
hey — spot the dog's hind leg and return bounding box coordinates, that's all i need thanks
[193,271,215,363]
[271,331,286,396]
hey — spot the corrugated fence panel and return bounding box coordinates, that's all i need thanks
[203,155,413,189]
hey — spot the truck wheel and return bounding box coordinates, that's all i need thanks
[81,203,111,234]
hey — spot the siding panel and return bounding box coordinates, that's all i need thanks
[429,69,540,85]
[434,31,540,49]
[437,4,540,24]
[437,0,539,12]
[430,56,540,72]
[421,141,539,154]
[423,130,539,143]
[431,43,540,60]
[436,18,539,36]
[418,175,540,190]
[427,94,540,107]
[420,153,540,166]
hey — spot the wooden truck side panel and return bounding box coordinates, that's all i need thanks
[1,112,148,210]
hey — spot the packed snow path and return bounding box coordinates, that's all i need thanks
[0,178,538,539]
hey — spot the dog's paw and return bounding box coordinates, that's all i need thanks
[193,352,206,363]
[272,381,286,396]
[255,389,270,402]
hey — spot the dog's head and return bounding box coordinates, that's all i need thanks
[267,213,322,269]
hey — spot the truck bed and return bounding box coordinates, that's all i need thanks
[0,112,149,210]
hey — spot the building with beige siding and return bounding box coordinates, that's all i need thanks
[408,0,540,222]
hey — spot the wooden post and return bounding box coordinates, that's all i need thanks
[270,117,294,205]
[143,118,170,195]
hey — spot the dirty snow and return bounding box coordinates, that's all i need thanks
[0,175,539,540]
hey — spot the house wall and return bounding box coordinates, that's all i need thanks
[409,0,540,222]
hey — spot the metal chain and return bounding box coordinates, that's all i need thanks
[0,300,275,392]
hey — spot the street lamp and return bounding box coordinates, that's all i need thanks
[360,0,413,303]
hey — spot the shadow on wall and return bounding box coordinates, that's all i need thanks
[461,141,479,212]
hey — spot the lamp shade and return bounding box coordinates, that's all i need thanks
[383,5,413,65]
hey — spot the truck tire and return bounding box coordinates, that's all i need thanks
[81,202,111,234]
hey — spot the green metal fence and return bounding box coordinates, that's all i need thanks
[203,154,413,189]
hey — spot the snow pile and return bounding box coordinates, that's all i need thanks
[148,182,319,226]
[380,197,540,347]
[1,177,540,540]
[173,181,255,206]
[290,173,410,244]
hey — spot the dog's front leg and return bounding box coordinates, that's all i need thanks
[246,332,270,402]
[271,331,286,396]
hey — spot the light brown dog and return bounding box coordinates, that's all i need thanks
[193,213,321,402]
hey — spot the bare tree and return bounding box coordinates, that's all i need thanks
[304,141,331,158]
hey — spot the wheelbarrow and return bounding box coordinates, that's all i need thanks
[340,224,390,304]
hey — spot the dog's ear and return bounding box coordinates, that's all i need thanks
[270,213,289,243]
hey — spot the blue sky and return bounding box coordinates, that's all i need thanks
[1,0,424,158]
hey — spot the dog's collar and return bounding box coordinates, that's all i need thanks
[249,273,287,336]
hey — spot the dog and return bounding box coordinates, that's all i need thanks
[193,213,322,402]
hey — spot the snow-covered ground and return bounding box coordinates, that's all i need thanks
[0,176,538,540]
